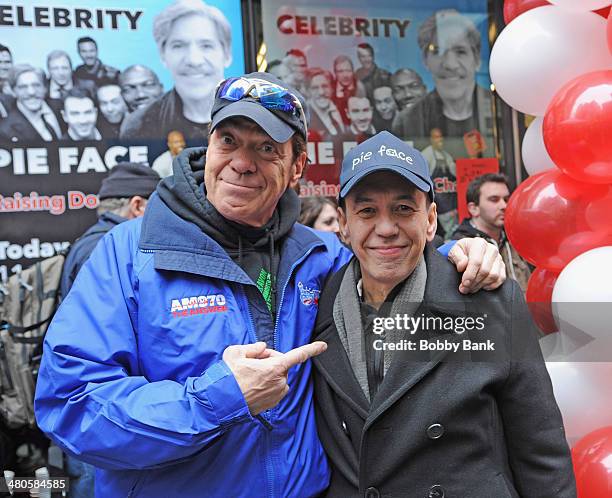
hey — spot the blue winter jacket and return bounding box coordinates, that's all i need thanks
[35,192,350,497]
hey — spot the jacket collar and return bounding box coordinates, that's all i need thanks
[139,192,325,285]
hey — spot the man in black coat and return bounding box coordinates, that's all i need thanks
[60,163,160,297]
[312,131,576,498]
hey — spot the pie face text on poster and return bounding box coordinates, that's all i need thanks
[0,146,149,175]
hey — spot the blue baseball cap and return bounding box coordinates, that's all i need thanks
[339,131,434,201]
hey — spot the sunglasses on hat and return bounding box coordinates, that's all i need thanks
[216,77,308,136]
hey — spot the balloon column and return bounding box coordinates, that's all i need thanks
[492,2,612,496]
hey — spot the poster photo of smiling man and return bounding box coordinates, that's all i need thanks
[121,0,235,141]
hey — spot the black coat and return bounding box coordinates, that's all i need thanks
[313,244,576,498]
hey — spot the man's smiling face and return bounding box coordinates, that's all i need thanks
[424,23,480,103]
[161,13,230,102]
[205,117,305,227]
[340,171,437,296]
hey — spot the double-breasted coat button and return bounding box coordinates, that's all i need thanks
[342,420,350,436]
[365,486,380,498]
[426,423,445,439]
[428,484,445,498]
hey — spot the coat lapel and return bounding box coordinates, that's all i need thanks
[314,321,370,419]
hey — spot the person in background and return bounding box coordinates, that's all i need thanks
[283,48,308,95]
[0,44,13,97]
[371,85,397,133]
[118,64,164,112]
[299,196,339,233]
[332,55,366,125]
[74,36,120,88]
[151,129,187,177]
[452,173,531,291]
[305,68,345,141]
[61,163,160,296]
[354,43,391,100]
[46,50,96,106]
[389,68,427,113]
[421,127,458,238]
[266,59,291,82]
[59,162,160,498]
[0,65,62,143]
[393,10,494,157]
[60,89,101,141]
[344,95,375,140]
[96,84,128,139]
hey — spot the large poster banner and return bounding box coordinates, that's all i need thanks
[0,0,245,280]
[262,0,494,237]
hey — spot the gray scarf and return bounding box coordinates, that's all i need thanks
[333,257,427,401]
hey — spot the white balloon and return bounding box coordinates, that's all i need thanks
[549,0,611,11]
[522,117,557,175]
[545,361,612,444]
[552,246,612,340]
[490,6,612,115]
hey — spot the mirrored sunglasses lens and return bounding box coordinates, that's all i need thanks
[259,93,294,113]
[221,78,250,100]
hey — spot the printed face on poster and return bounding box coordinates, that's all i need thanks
[262,0,495,238]
[0,1,245,279]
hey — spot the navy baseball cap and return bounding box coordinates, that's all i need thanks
[210,72,309,143]
[339,131,434,201]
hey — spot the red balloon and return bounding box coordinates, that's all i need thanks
[608,7,612,55]
[544,70,612,184]
[526,268,559,334]
[505,170,612,270]
[572,427,612,497]
[503,0,550,24]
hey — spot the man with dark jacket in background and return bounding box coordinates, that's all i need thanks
[452,173,531,291]
[61,163,160,297]
[312,132,575,498]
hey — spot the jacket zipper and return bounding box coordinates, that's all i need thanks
[238,288,275,498]
[272,244,322,352]
[268,244,322,498]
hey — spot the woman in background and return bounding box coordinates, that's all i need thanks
[299,196,339,233]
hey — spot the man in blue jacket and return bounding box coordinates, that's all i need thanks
[35,73,505,497]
